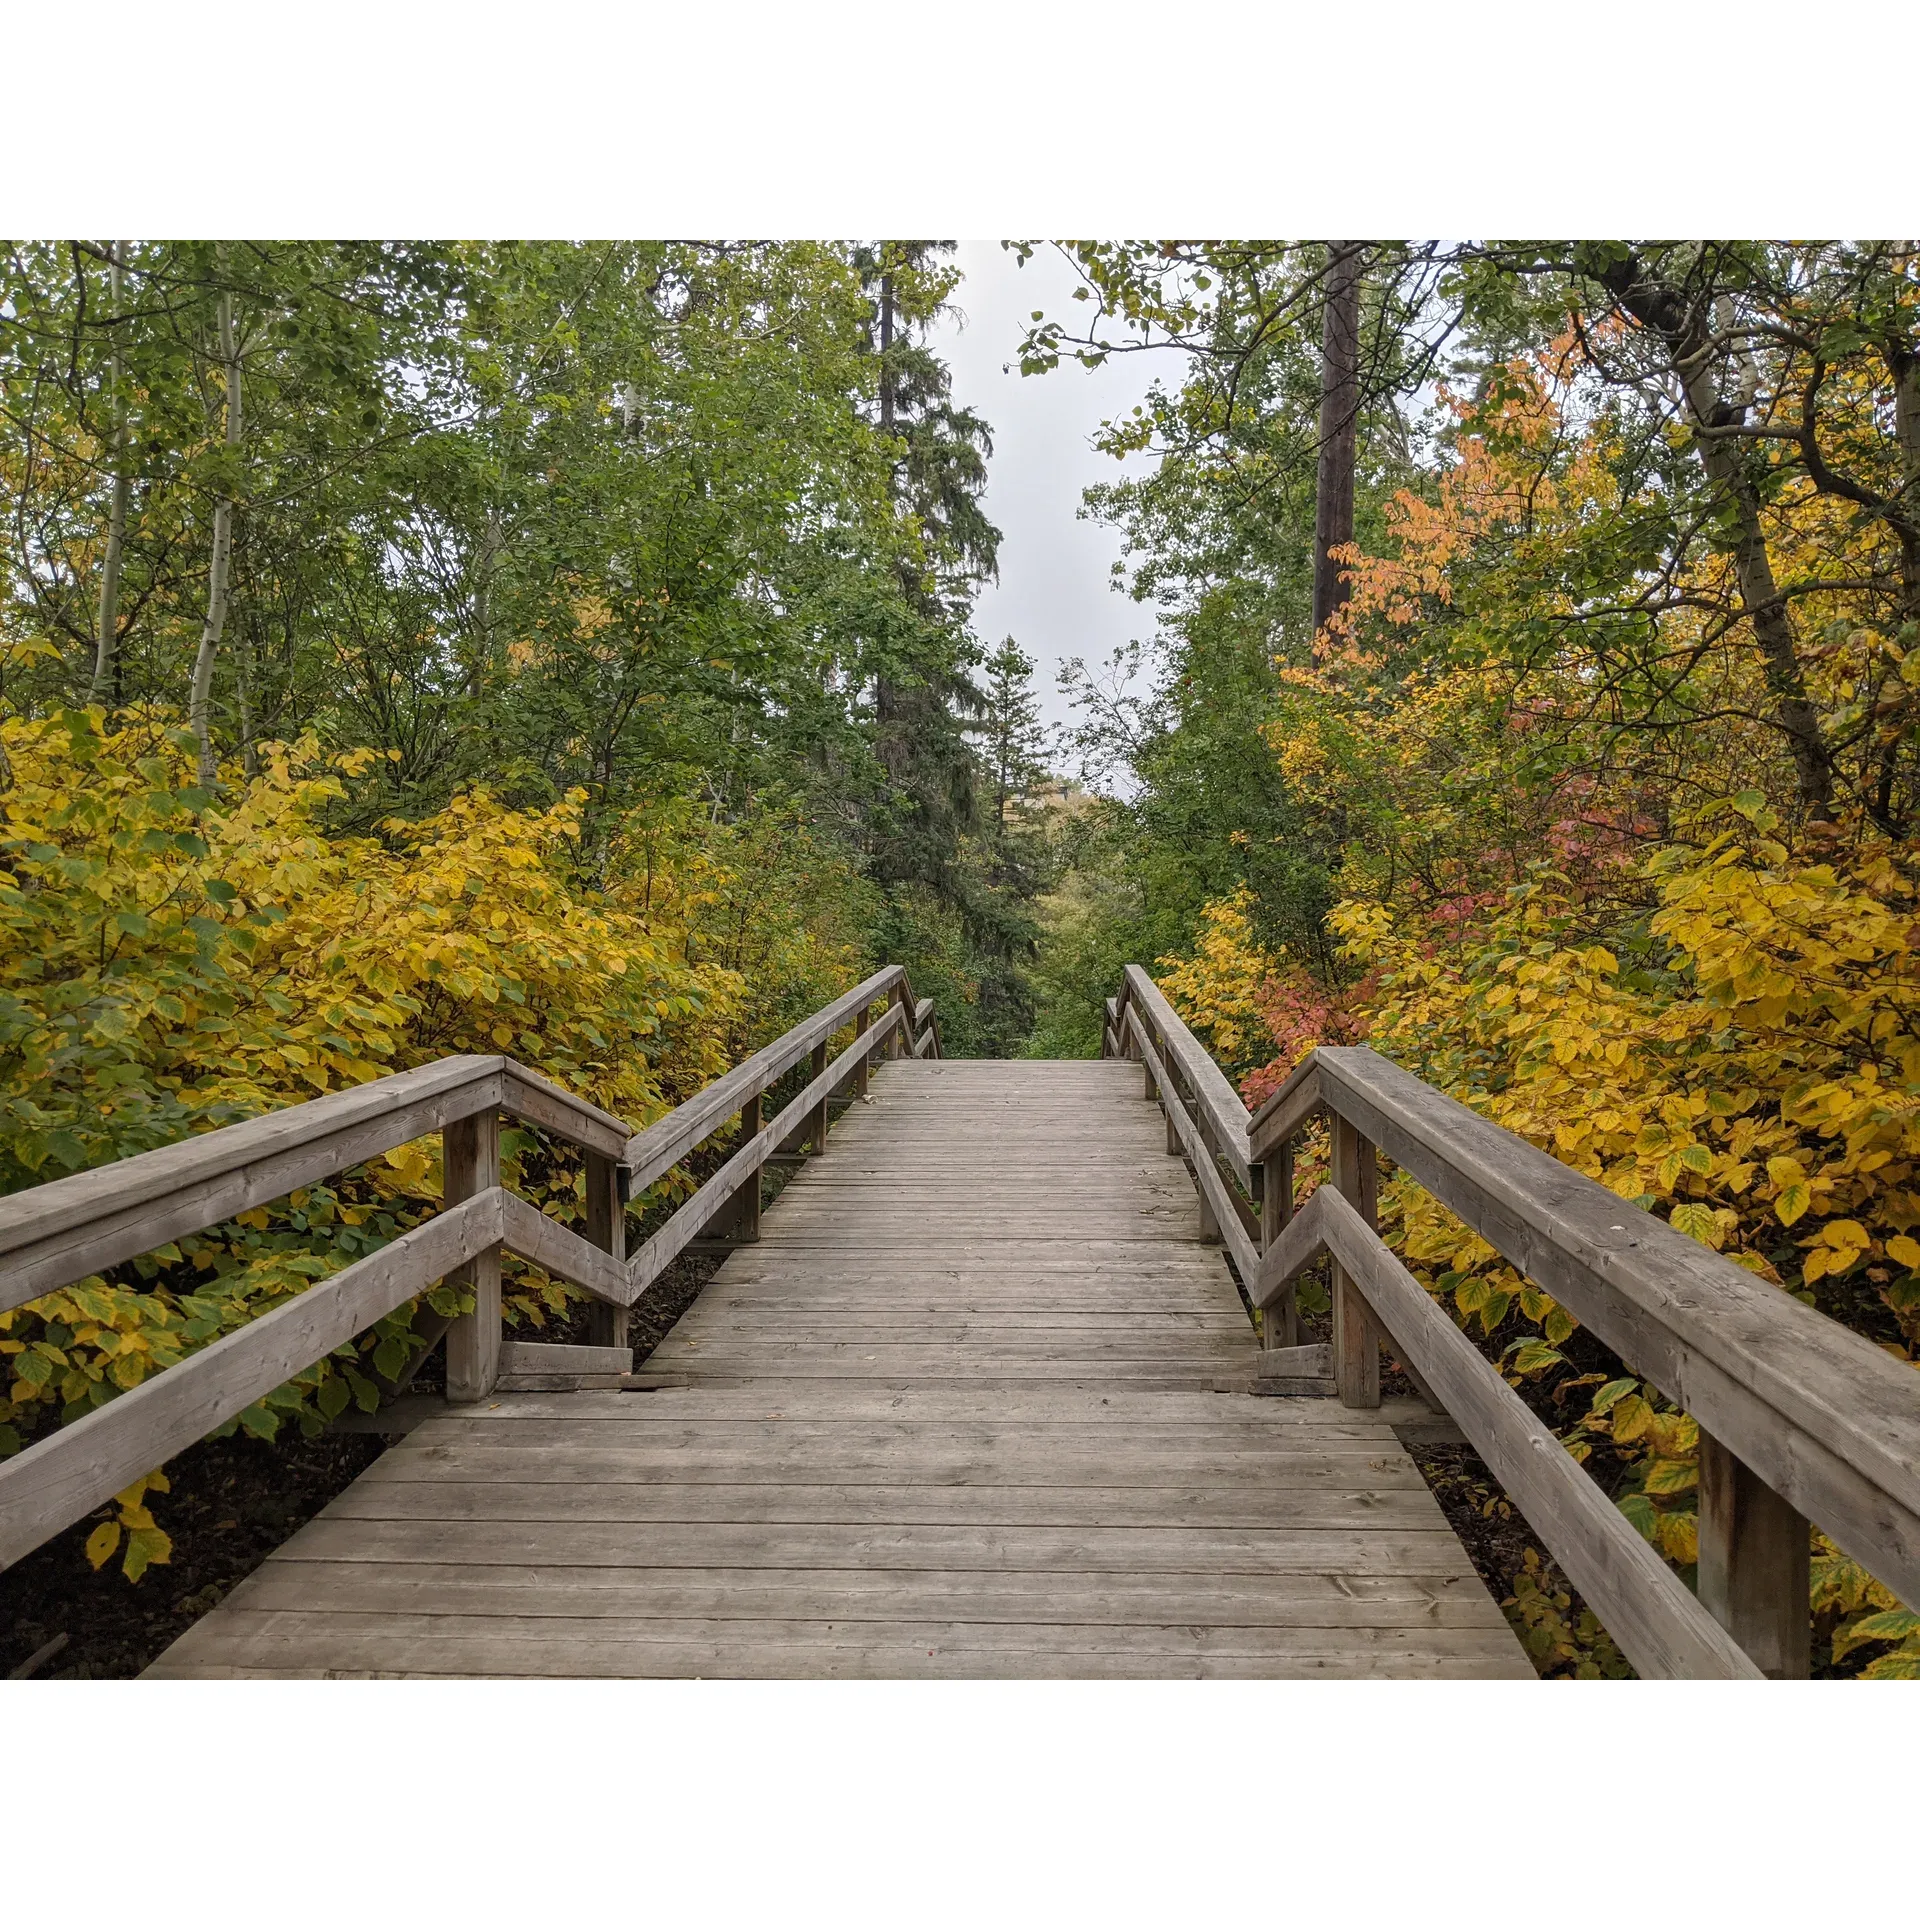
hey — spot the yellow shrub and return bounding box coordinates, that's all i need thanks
[1333,804,1919,1671]
[0,710,747,1572]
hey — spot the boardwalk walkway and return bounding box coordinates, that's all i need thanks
[148,1060,1530,1677]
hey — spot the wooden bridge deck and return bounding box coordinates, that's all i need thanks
[148,1060,1531,1678]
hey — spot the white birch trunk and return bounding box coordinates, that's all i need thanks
[190,275,241,786]
[90,241,132,706]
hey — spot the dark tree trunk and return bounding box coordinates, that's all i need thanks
[1313,243,1362,638]
[879,271,895,436]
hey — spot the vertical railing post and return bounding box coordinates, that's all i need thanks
[1194,1142,1222,1243]
[853,1006,871,1095]
[809,1039,830,1153]
[444,1109,501,1403]
[731,1092,764,1242]
[1697,1431,1811,1678]
[1257,1139,1299,1350]
[584,1148,629,1350]
[1330,1113,1383,1408]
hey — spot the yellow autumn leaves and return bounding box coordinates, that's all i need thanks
[1,710,870,1577]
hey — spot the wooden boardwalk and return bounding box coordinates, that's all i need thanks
[148,1060,1531,1678]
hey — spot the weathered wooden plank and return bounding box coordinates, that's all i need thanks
[0,1056,505,1314]
[258,1516,1487,1576]
[151,1621,1532,1679]
[1306,1183,1762,1680]
[1314,1044,1920,1611]
[358,1446,1425,1490]
[1253,1343,1333,1382]
[323,1479,1452,1530]
[0,1193,502,1571]
[440,1384,1392,1425]
[170,1608,1489,1661]
[204,1558,1507,1628]
[497,1341,631,1376]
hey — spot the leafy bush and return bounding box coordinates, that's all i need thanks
[1154,803,1920,1674]
[0,710,874,1575]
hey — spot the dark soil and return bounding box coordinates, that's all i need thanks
[1,1421,396,1680]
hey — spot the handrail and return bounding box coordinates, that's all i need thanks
[0,966,940,1573]
[1105,965,1920,1678]
[1117,966,1255,1187]
[623,966,908,1185]
[1259,1187,1762,1680]
[1126,1003,1256,1281]
[1308,1047,1920,1613]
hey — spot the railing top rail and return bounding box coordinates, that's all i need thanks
[1308,1044,1920,1609]
[621,965,907,1186]
[1120,966,1255,1187]
[0,964,929,1318]
[0,1054,501,1257]
[0,1056,517,1315]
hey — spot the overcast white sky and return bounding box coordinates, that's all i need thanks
[931,243,1173,745]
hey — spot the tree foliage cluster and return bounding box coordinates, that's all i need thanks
[1024,239,1920,1676]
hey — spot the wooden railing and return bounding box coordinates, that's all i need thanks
[1105,964,1920,1680]
[0,967,940,1572]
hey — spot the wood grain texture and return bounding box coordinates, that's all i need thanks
[0,1193,502,1570]
[146,1059,1531,1680]
[1313,1045,1920,1612]
[1303,1184,1762,1679]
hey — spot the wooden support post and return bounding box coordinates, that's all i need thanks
[729,1092,763,1243]
[1259,1141,1300,1350]
[1698,1429,1811,1678]
[1194,1164,1221,1244]
[853,1007,871,1095]
[583,1149,629,1352]
[809,1040,830,1152]
[443,1110,501,1403]
[1330,1113,1383,1408]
